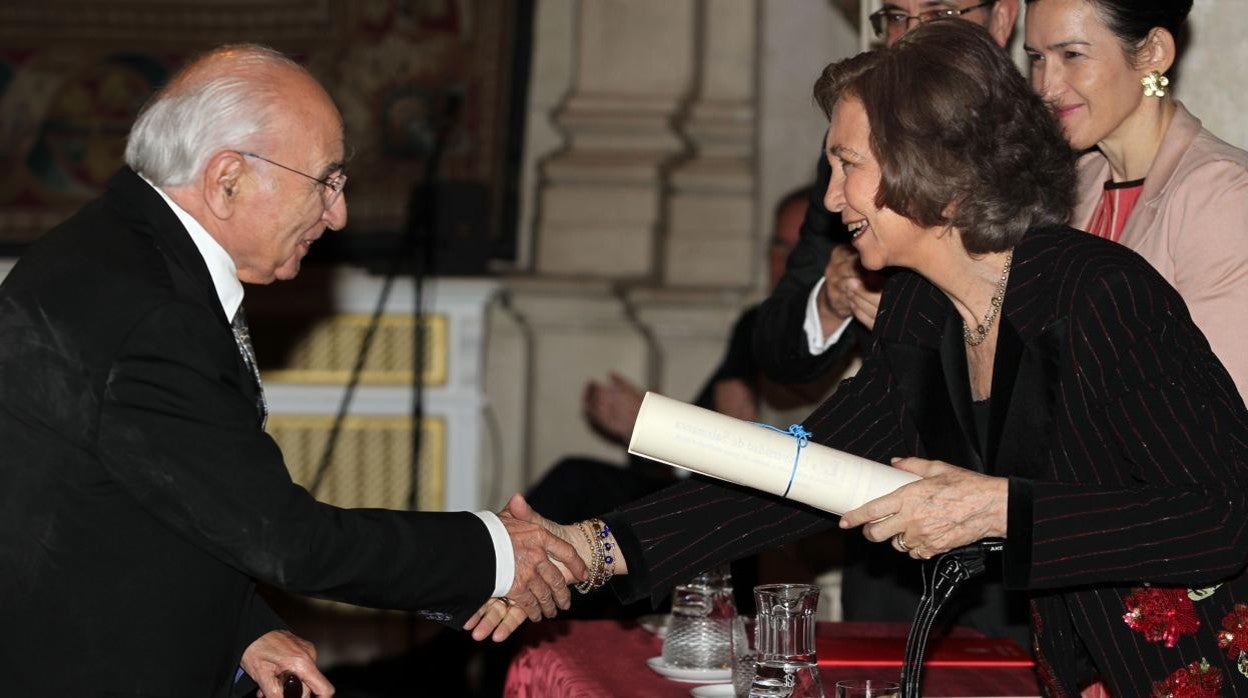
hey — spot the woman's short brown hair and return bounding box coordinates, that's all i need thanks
[813,20,1076,254]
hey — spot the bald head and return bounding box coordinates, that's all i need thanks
[125,44,348,285]
[124,44,333,187]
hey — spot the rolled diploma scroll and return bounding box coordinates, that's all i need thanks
[627,392,920,515]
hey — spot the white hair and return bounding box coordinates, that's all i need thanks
[124,44,303,187]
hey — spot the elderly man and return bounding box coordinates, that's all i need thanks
[0,45,582,698]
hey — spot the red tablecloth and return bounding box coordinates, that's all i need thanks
[504,620,1042,697]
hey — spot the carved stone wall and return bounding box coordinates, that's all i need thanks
[662,0,758,288]
[1172,0,1248,149]
[508,0,860,491]
[533,0,696,278]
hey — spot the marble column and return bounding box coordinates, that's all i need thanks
[627,287,748,401]
[501,279,650,485]
[663,0,759,289]
[534,0,697,278]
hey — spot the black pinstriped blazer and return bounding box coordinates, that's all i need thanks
[605,226,1248,695]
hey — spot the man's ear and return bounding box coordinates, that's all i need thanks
[1140,27,1177,76]
[201,150,245,220]
[988,0,1020,49]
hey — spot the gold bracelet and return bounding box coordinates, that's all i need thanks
[573,520,604,594]
[589,518,615,586]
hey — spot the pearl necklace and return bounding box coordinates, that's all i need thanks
[963,249,1013,347]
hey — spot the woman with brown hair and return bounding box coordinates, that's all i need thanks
[473,19,1248,695]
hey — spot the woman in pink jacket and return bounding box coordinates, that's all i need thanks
[1026,0,1248,398]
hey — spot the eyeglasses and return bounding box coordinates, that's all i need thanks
[868,1,997,39]
[240,151,347,208]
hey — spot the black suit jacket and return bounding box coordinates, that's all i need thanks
[0,168,496,697]
[606,227,1248,695]
[753,146,869,384]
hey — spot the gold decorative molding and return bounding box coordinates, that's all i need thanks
[267,413,446,512]
[262,312,448,386]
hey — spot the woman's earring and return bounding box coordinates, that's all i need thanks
[1141,70,1170,98]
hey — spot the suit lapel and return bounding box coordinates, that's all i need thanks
[102,168,265,425]
[984,317,1023,469]
[937,315,983,471]
[103,167,229,326]
[884,314,981,472]
[990,317,1065,478]
[880,231,1071,475]
[984,235,1066,477]
[1118,104,1202,251]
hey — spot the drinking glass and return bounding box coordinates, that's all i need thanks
[661,566,737,669]
[731,615,758,697]
[749,583,824,698]
[833,680,901,697]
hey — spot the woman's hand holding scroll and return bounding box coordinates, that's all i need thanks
[839,457,1008,560]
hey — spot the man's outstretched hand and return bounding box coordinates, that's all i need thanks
[496,493,588,624]
[467,494,594,641]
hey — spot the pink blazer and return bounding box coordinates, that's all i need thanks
[1074,102,1248,399]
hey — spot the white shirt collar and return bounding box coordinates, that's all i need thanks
[139,175,245,321]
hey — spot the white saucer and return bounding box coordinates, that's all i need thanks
[689,683,736,697]
[638,613,669,637]
[646,656,733,683]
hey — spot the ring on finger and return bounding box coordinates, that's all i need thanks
[499,596,518,608]
[894,533,910,553]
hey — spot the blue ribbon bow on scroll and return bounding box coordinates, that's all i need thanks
[750,422,813,498]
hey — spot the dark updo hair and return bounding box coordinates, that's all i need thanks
[813,19,1076,254]
[1025,0,1192,56]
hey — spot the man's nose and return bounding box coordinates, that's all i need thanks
[323,191,347,230]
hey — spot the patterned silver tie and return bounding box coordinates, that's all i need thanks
[230,308,268,429]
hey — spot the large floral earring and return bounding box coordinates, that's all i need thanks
[1142,70,1170,98]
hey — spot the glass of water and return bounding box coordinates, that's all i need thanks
[661,566,736,669]
[749,583,825,698]
[731,615,758,697]
[834,680,901,697]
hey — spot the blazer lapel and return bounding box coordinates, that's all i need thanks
[883,315,981,472]
[1118,106,1200,250]
[938,315,983,472]
[984,317,1023,470]
[986,235,1068,478]
[990,318,1065,478]
[102,168,264,424]
[103,167,230,327]
[1076,103,1203,250]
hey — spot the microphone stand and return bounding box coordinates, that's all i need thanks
[403,92,462,511]
[308,93,461,508]
[898,540,1001,697]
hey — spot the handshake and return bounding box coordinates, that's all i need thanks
[464,494,624,642]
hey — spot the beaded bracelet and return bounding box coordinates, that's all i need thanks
[573,518,615,593]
